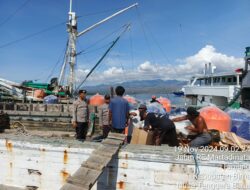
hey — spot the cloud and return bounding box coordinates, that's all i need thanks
[75,66,127,84]
[138,61,158,73]
[174,45,244,78]
[103,67,124,75]
[75,45,244,85]
[75,68,90,82]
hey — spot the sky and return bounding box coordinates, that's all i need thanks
[0,0,249,86]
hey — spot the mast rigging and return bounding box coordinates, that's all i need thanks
[58,1,138,95]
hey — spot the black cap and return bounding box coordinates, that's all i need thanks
[138,104,147,110]
[104,94,110,100]
[79,89,87,94]
[187,107,199,117]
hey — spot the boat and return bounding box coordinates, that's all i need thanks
[0,77,46,102]
[183,62,243,109]
[173,91,184,96]
[1,1,250,189]
[0,0,137,102]
[1,131,250,190]
[173,88,185,96]
[183,47,250,110]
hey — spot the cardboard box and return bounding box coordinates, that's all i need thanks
[131,128,154,145]
[130,127,140,144]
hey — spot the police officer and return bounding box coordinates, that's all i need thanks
[72,90,89,141]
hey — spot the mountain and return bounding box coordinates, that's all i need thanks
[84,79,187,94]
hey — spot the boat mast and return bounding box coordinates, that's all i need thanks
[58,0,77,94]
[58,0,138,95]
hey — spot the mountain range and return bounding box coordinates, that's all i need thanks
[84,79,187,94]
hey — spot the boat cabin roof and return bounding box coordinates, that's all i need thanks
[191,71,242,80]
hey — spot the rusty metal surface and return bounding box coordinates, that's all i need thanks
[95,144,250,190]
[0,138,99,190]
[1,134,250,190]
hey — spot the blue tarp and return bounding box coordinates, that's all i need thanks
[147,102,167,115]
[227,108,250,140]
[43,95,58,104]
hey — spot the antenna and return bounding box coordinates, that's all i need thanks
[69,0,73,13]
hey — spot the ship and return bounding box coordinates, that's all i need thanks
[0,1,250,189]
[183,62,243,109]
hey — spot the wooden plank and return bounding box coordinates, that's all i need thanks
[67,168,101,189]
[81,155,112,170]
[102,138,123,146]
[92,145,120,156]
[61,133,126,190]
[92,150,118,158]
[92,148,119,157]
[0,185,25,190]
[231,132,245,150]
[96,144,119,152]
[71,167,100,179]
[60,183,88,190]
[67,177,98,189]
[107,132,126,141]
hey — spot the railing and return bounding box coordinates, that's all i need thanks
[0,102,72,117]
[0,103,98,131]
[184,85,238,99]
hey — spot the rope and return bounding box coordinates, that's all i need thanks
[74,24,130,93]
[46,40,69,82]
[0,0,32,27]
[129,26,135,70]
[117,53,127,83]
[11,121,25,129]
[78,6,129,17]
[77,25,126,56]
[190,150,200,180]
[135,7,156,65]
[144,22,171,64]
[11,121,30,136]
[76,43,110,56]
[0,21,66,49]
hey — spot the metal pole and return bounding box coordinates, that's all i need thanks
[69,0,72,13]
[77,3,138,37]
[58,44,69,86]
[74,24,130,93]
[68,30,77,94]
[67,0,77,95]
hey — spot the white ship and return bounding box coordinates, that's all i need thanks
[183,62,242,109]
